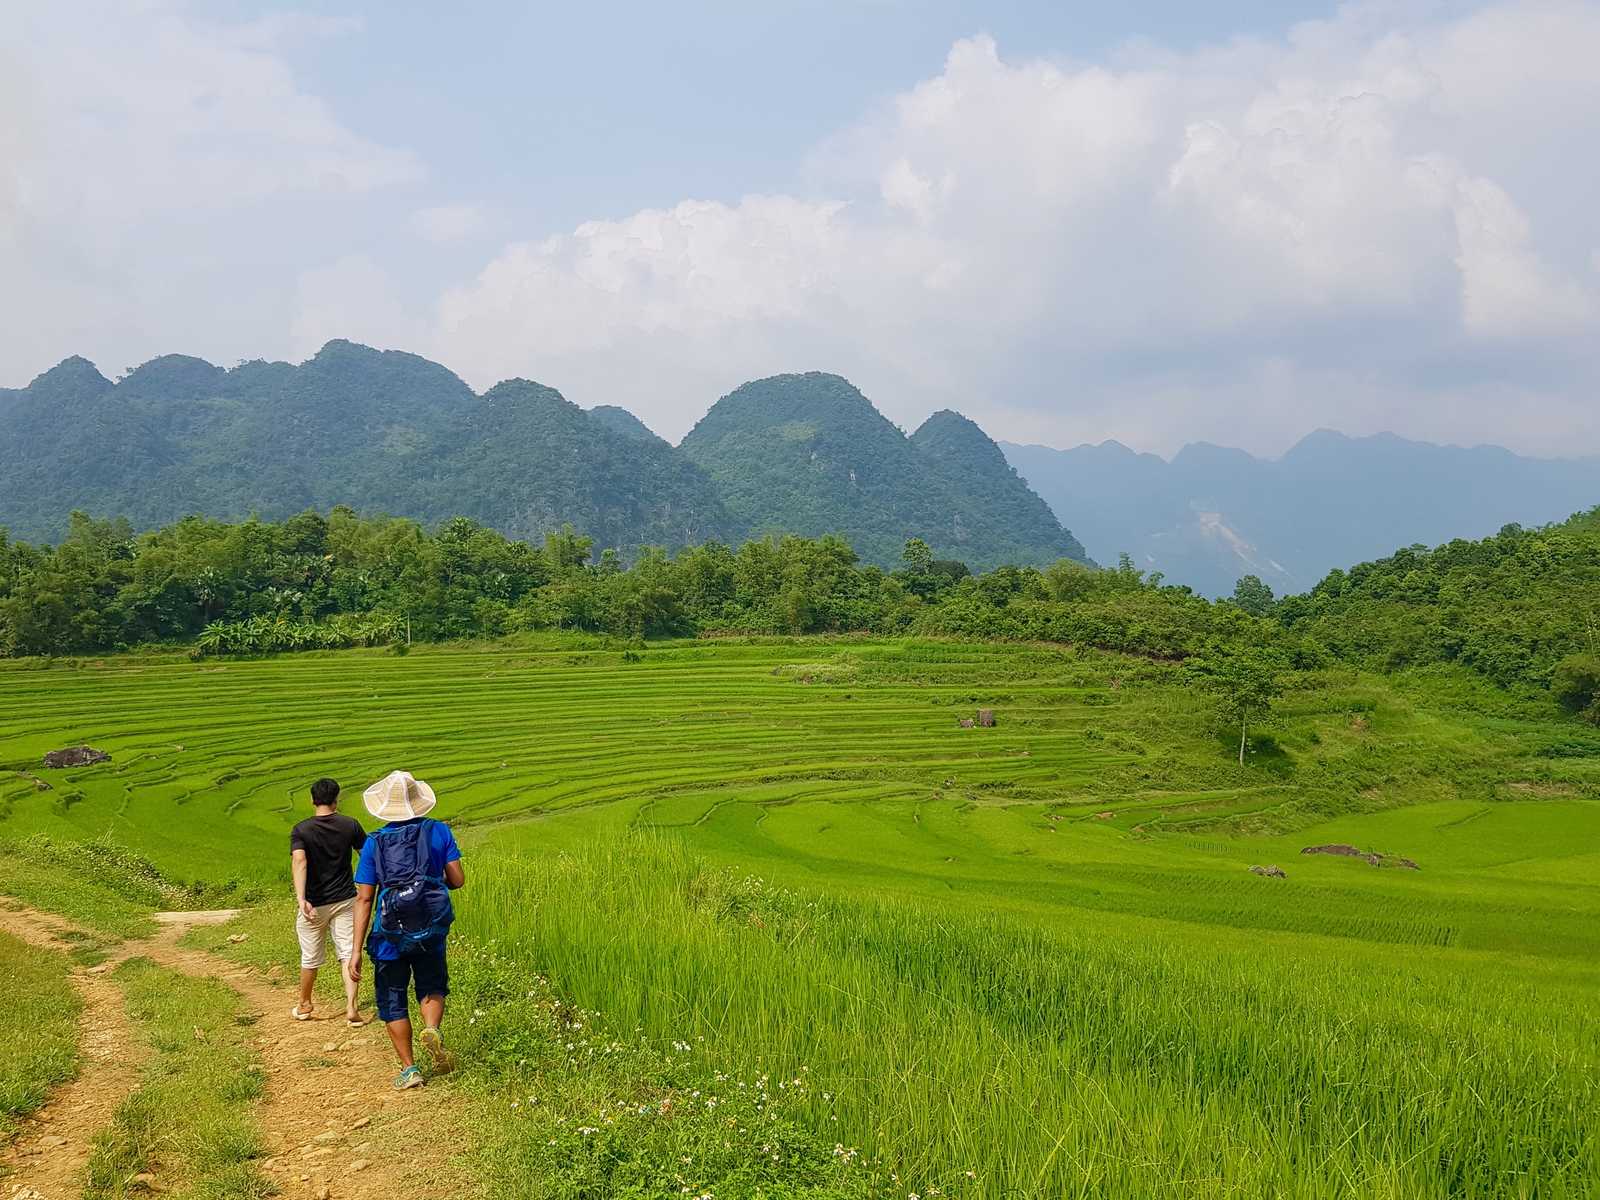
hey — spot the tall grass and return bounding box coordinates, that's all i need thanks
[452,839,1598,1199]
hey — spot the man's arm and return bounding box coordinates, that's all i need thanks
[347,883,376,984]
[444,860,465,890]
[291,848,314,920]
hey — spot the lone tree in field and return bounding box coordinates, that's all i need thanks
[1185,644,1285,766]
[1230,574,1276,617]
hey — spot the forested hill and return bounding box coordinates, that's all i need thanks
[679,373,1087,569]
[0,345,1083,570]
[1004,431,1599,597]
[1278,507,1600,693]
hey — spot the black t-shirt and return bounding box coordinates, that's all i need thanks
[290,813,368,907]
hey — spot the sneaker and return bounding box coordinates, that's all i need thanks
[394,1065,425,1090]
[419,1026,456,1076]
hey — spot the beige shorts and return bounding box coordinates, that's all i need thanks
[295,897,356,969]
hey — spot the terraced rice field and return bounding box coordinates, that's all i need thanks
[4,637,1599,1196]
[5,639,1596,959]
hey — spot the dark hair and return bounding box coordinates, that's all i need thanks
[310,778,341,807]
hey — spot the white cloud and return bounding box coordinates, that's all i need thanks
[1452,177,1596,337]
[0,1,420,377]
[411,204,487,243]
[291,256,423,359]
[429,3,1600,453]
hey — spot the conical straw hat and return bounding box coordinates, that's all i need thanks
[363,770,437,821]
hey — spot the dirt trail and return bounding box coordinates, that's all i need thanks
[0,905,144,1200]
[1,906,472,1200]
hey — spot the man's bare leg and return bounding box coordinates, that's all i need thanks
[419,994,444,1031]
[339,958,360,1021]
[297,967,318,1014]
[417,994,455,1073]
[385,1017,415,1068]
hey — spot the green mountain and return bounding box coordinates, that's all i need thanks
[436,380,730,547]
[0,342,732,552]
[588,405,664,443]
[679,373,1087,569]
[0,348,1083,569]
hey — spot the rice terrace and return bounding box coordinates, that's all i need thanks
[3,623,1598,1197]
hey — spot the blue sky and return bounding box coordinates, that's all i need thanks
[281,2,1320,231]
[5,1,1598,456]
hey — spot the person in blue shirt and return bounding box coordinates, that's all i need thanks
[348,770,465,1091]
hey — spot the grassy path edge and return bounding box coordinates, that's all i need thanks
[0,905,476,1200]
[0,904,145,1194]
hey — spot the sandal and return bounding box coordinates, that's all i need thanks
[346,1014,368,1028]
[290,1004,314,1021]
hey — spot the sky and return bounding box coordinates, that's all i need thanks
[3,0,1598,457]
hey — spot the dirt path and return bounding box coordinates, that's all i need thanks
[0,906,473,1200]
[0,906,144,1200]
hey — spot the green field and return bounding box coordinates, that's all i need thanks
[3,637,1598,1196]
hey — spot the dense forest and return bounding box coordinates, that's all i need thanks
[0,343,1083,571]
[3,506,1595,721]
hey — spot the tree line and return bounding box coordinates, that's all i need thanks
[2,506,1595,723]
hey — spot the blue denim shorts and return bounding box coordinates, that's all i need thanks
[372,945,450,1022]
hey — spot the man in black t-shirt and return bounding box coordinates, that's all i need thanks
[290,777,368,1024]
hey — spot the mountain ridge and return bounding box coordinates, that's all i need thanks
[680,373,1086,569]
[1003,430,1598,597]
[0,345,1084,571]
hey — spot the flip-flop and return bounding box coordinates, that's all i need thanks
[345,1015,368,1028]
[290,1004,314,1021]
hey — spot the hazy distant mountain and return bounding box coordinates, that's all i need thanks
[680,373,1086,569]
[1,345,1083,569]
[1004,432,1600,597]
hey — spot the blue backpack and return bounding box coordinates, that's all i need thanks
[371,820,454,950]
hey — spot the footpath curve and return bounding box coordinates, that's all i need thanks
[0,904,471,1200]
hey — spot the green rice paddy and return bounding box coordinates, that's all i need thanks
[3,637,1598,1196]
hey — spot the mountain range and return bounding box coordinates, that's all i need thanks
[0,342,1083,571]
[1003,433,1599,597]
[6,340,1591,591]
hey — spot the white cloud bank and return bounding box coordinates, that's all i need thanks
[3,1,1596,457]
[0,2,419,376]
[425,1,1600,453]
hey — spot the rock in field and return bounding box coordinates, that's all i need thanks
[1248,865,1287,878]
[1302,843,1420,869]
[42,745,111,768]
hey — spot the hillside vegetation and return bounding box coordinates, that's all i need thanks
[1278,508,1600,692]
[0,345,1082,569]
[680,374,1086,568]
[5,507,1597,725]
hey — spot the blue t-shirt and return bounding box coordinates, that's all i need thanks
[354,818,461,960]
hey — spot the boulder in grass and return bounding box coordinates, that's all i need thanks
[976,708,996,727]
[1249,864,1287,878]
[42,745,111,768]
